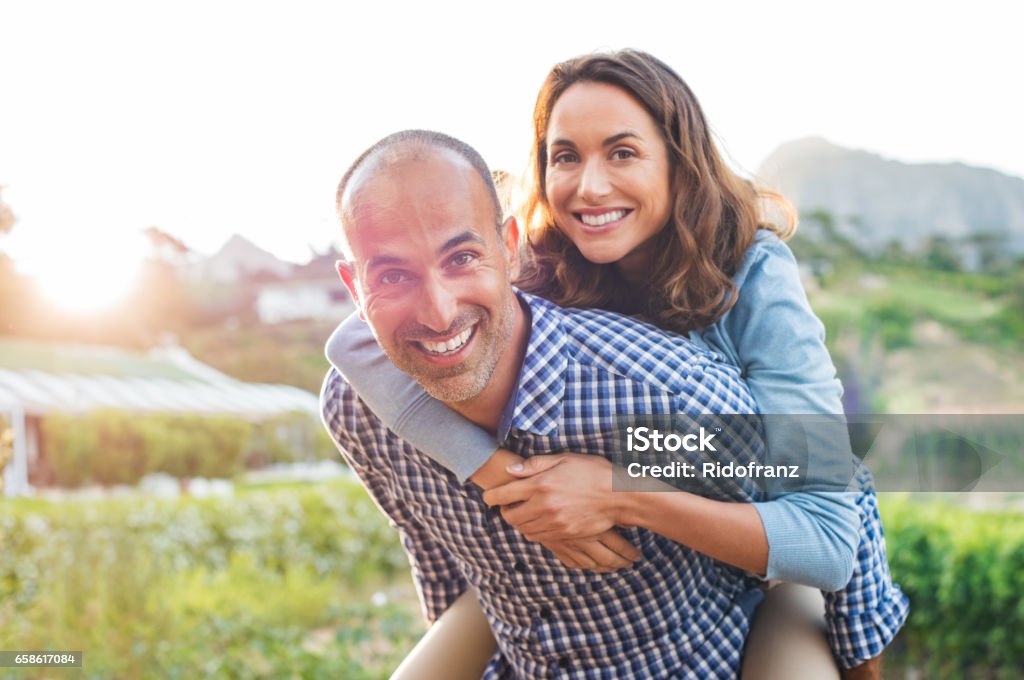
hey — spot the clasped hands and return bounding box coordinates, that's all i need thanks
[478,452,641,572]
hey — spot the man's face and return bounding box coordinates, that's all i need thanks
[339,151,519,404]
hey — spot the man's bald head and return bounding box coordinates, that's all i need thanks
[336,130,503,256]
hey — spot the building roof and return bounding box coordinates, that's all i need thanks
[0,339,318,418]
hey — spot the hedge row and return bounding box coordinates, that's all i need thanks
[0,481,418,678]
[38,410,338,487]
[881,496,1024,678]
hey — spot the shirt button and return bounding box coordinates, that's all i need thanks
[513,560,527,573]
[557,656,570,668]
[539,606,552,620]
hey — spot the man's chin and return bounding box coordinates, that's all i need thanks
[417,374,487,403]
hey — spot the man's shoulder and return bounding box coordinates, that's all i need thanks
[524,292,694,353]
[320,366,352,410]
[320,367,384,443]
[522,293,735,397]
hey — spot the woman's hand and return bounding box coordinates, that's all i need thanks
[541,530,642,572]
[482,453,625,541]
[474,450,641,571]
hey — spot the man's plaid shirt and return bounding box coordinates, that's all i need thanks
[321,292,905,677]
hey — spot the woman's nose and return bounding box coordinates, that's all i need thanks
[576,159,612,202]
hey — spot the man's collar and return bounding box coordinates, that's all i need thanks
[497,291,568,440]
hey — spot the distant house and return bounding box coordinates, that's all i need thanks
[256,249,354,324]
[0,339,320,497]
[193,234,295,283]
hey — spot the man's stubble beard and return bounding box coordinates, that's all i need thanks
[386,294,518,404]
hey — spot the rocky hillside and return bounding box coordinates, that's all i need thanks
[758,137,1024,259]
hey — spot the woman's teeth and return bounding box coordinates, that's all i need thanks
[578,209,627,227]
[419,326,474,355]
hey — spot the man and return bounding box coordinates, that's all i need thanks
[322,130,904,678]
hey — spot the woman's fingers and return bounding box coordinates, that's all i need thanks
[547,545,591,570]
[592,529,643,562]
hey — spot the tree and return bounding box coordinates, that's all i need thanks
[924,236,962,273]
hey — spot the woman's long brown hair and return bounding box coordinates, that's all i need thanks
[515,49,795,334]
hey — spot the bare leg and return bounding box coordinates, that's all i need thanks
[390,589,497,680]
[741,584,840,680]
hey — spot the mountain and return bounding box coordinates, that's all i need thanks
[757,137,1024,258]
[194,234,295,283]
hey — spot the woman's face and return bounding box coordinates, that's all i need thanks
[544,81,672,280]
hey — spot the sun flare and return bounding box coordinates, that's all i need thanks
[30,238,145,314]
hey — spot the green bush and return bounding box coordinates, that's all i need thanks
[245,412,338,467]
[881,497,1024,678]
[0,481,418,678]
[864,299,916,350]
[38,410,330,487]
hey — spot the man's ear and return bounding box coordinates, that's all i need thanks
[502,216,520,279]
[336,260,365,320]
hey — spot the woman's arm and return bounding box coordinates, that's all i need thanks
[719,233,859,588]
[484,453,771,575]
[483,235,861,590]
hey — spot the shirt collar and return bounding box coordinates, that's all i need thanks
[497,291,568,440]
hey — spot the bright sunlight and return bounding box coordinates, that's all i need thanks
[26,233,146,313]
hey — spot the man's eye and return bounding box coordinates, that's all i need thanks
[448,252,477,267]
[379,271,408,285]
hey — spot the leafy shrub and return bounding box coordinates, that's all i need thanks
[881,498,1024,678]
[245,411,338,467]
[0,481,418,678]
[38,410,329,487]
[864,299,916,350]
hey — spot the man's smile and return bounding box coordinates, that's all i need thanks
[415,324,476,357]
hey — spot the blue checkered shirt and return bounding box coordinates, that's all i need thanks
[826,465,910,669]
[322,293,768,678]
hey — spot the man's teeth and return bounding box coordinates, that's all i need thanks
[579,209,627,227]
[420,327,474,355]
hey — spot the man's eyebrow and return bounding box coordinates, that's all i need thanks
[366,254,406,271]
[439,231,485,254]
[364,232,485,271]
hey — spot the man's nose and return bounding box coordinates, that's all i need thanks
[577,159,612,202]
[416,274,458,333]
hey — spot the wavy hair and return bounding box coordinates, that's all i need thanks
[515,49,796,333]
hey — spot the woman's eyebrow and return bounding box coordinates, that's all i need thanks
[548,131,642,149]
[602,131,642,146]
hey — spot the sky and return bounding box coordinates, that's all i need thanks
[1,0,1021,300]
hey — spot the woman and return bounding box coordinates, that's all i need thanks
[329,50,905,676]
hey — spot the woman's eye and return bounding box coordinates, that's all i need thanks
[611,148,636,160]
[551,150,578,165]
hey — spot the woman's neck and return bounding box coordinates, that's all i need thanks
[614,242,658,285]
